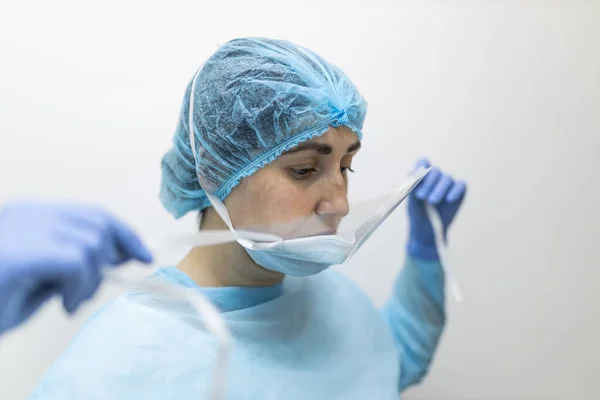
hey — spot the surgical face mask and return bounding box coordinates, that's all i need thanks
[203,166,429,277]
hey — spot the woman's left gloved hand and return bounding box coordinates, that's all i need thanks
[407,158,467,261]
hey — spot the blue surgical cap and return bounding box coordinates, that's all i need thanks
[160,38,367,218]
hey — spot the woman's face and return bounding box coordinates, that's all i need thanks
[224,126,361,239]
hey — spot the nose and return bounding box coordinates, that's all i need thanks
[315,179,350,219]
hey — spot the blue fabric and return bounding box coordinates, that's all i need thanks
[160,38,367,218]
[0,201,152,335]
[30,259,444,399]
[381,258,446,391]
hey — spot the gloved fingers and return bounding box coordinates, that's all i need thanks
[48,243,89,314]
[36,223,104,312]
[21,283,57,323]
[61,279,83,314]
[415,167,441,200]
[413,157,431,171]
[0,279,39,331]
[60,205,108,234]
[78,262,101,303]
[61,206,151,265]
[100,233,120,266]
[107,216,153,265]
[446,180,467,203]
[88,222,120,266]
[428,175,453,205]
[64,226,106,304]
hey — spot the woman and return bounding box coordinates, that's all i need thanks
[31,38,467,399]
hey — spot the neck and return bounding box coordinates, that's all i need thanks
[177,208,284,288]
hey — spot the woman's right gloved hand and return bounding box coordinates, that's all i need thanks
[0,201,152,335]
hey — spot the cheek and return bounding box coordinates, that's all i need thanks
[225,170,315,231]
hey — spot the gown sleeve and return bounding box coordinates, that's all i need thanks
[380,256,446,392]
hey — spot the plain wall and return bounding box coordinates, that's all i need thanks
[1,1,599,399]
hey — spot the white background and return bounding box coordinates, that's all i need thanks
[1,1,599,399]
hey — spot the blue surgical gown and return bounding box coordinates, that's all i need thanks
[30,257,445,399]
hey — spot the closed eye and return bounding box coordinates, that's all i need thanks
[289,168,317,180]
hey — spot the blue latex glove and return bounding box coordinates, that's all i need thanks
[407,159,467,261]
[0,201,153,335]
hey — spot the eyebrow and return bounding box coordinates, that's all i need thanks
[283,141,361,156]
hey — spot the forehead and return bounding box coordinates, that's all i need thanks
[305,125,359,145]
[279,126,361,157]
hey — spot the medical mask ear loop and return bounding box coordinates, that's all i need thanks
[155,230,281,253]
[187,67,233,232]
[188,65,282,247]
[204,193,235,231]
[425,204,464,303]
[188,64,236,236]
